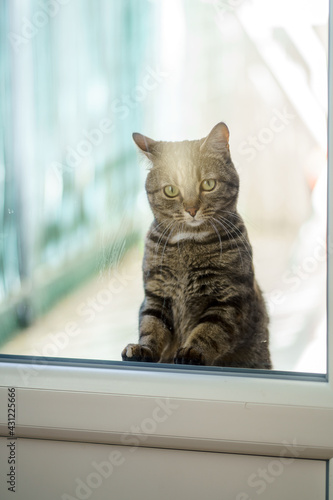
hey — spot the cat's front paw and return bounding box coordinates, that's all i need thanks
[122,343,155,362]
[174,346,206,365]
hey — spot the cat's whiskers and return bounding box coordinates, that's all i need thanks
[147,221,169,258]
[212,216,252,270]
[154,220,175,265]
[160,222,176,268]
[216,215,253,262]
[219,209,256,229]
[153,220,172,246]
[216,219,244,269]
[177,221,185,256]
[147,220,168,239]
[219,210,242,220]
[212,216,244,269]
[208,219,223,261]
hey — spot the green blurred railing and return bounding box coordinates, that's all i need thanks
[0,0,156,343]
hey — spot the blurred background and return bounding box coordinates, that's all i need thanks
[0,0,328,372]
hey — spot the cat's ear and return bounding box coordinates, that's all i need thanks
[200,122,230,153]
[132,132,157,160]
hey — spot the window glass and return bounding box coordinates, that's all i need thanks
[0,0,328,374]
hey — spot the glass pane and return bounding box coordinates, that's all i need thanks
[0,0,328,374]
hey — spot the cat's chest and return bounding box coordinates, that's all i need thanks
[144,237,226,297]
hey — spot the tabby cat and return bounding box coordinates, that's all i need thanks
[122,122,271,369]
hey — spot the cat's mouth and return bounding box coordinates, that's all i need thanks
[186,218,204,227]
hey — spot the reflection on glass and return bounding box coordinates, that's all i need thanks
[0,0,328,373]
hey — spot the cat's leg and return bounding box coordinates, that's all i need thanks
[174,321,232,366]
[122,297,173,362]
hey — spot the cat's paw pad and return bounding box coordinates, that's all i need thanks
[122,344,154,362]
[174,346,206,365]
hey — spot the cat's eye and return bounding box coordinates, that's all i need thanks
[163,185,180,198]
[201,179,216,191]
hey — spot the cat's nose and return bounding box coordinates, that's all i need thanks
[185,207,199,218]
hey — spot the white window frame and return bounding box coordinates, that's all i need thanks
[1,1,333,497]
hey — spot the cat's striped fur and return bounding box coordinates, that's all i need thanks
[122,123,271,368]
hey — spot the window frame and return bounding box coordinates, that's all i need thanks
[0,353,332,460]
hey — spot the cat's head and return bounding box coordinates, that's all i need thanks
[133,123,239,229]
